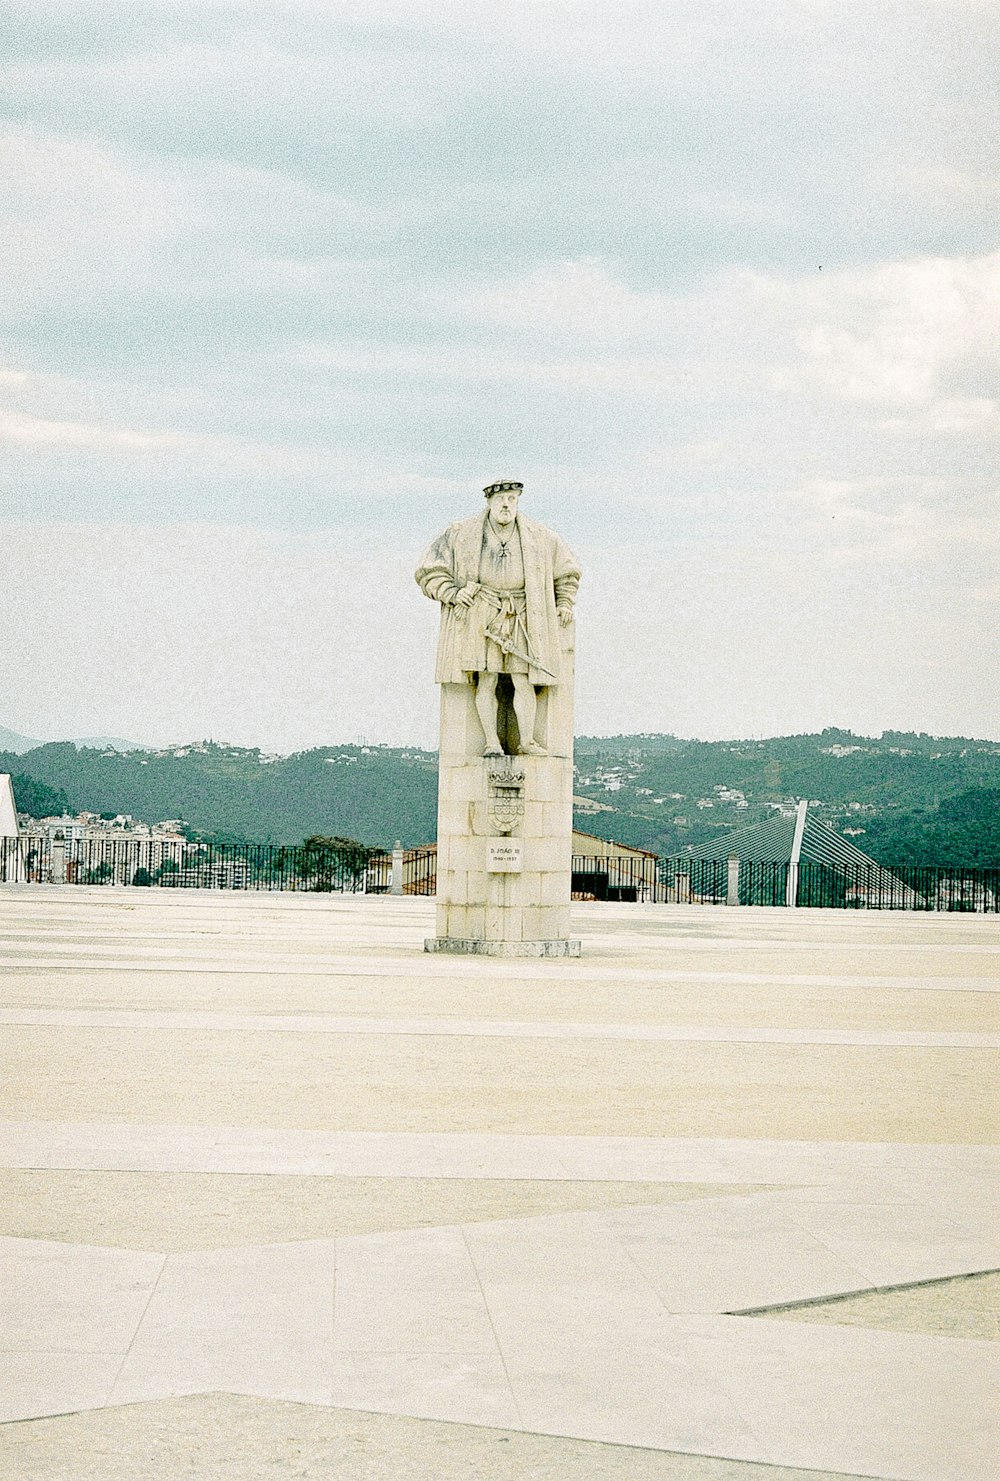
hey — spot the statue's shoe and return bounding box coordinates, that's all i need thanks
[483,744,504,757]
[519,742,548,756]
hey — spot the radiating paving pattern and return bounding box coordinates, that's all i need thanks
[0,887,997,1481]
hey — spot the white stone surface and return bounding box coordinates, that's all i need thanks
[0,1236,165,1354]
[2,1189,998,1478]
[4,1007,995,1045]
[2,887,998,1480]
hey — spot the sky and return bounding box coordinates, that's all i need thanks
[1,0,998,752]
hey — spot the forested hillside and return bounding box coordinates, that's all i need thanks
[4,727,1000,865]
[1,741,437,849]
[571,729,1000,866]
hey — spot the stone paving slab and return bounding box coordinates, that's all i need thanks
[2,1193,998,1477]
[2,1006,997,1045]
[4,1030,994,1139]
[4,1120,997,1182]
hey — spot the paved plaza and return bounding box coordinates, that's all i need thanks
[0,886,997,1480]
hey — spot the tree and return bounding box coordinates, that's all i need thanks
[9,773,73,819]
[299,835,375,890]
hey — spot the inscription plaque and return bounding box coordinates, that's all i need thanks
[487,838,524,873]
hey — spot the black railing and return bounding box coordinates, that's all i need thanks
[794,860,999,912]
[1,837,370,892]
[572,854,658,901]
[658,856,999,911]
[2,836,997,911]
[366,846,437,895]
[657,858,789,906]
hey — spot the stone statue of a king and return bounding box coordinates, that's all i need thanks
[415,481,581,756]
[416,481,582,956]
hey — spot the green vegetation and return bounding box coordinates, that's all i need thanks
[860,788,1000,868]
[3,728,999,866]
[277,835,376,891]
[0,740,437,849]
[571,729,1000,865]
[8,773,73,820]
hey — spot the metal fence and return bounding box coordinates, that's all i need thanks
[658,856,1000,911]
[571,853,659,901]
[366,846,438,895]
[794,861,999,912]
[658,858,789,906]
[2,835,997,911]
[0,837,370,893]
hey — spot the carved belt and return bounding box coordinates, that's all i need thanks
[459,585,556,680]
[475,586,526,613]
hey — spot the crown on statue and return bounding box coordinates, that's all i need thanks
[483,481,524,497]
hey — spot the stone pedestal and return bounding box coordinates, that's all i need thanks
[425,628,579,957]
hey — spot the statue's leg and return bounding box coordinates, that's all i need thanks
[474,674,503,755]
[512,675,546,755]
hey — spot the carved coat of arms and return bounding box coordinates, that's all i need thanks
[486,760,525,835]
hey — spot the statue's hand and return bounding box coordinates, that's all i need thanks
[557,605,573,627]
[453,583,479,608]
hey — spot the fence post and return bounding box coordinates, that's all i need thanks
[51,831,66,884]
[390,841,404,896]
[726,855,740,906]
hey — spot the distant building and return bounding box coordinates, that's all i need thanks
[365,830,658,902]
[570,829,658,902]
[17,812,186,885]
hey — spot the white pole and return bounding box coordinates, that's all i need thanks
[786,800,808,908]
[726,854,740,906]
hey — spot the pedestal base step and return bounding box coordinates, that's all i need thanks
[424,936,582,958]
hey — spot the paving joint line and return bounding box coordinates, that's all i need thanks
[729,1266,1000,1316]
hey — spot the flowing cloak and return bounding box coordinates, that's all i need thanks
[415,510,581,686]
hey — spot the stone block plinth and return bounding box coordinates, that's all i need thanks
[424,936,582,957]
[426,633,578,955]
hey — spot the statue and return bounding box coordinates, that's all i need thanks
[415,481,581,756]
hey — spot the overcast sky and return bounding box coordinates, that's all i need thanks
[2,0,998,751]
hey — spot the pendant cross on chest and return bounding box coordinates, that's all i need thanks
[489,516,511,560]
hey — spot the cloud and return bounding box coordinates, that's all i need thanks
[0,128,178,316]
[0,2,997,740]
[2,246,997,546]
[3,0,998,285]
[782,254,1000,408]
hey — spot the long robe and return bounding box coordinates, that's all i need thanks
[415,510,581,687]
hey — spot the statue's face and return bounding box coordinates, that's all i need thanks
[487,488,520,527]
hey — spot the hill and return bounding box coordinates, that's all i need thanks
[571,729,1000,865]
[1,740,437,849]
[0,724,145,754]
[0,724,44,754]
[3,728,1000,864]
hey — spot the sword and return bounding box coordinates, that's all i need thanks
[484,614,557,681]
[457,584,558,681]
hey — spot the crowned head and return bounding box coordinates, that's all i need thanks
[483,481,522,528]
